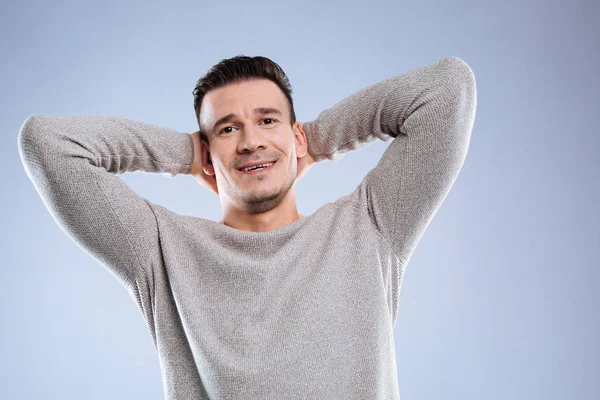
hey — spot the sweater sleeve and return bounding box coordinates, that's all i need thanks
[17,115,195,290]
[301,56,477,264]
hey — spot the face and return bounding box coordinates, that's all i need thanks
[198,79,307,214]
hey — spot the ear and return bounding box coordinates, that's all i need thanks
[201,139,216,176]
[294,122,308,158]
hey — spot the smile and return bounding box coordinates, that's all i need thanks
[238,160,277,175]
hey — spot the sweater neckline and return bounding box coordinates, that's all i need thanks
[207,212,311,238]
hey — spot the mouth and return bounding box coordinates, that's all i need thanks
[237,160,277,175]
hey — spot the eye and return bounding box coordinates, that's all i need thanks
[218,118,277,134]
[219,126,236,134]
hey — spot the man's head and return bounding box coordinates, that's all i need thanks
[192,55,308,215]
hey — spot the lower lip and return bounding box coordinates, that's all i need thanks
[238,161,277,175]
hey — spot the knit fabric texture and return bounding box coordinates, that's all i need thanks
[18,56,477,399]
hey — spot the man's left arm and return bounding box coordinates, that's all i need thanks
[301,56,477,264]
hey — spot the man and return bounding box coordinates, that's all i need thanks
[188,56,315,231]
[18,55,477,399]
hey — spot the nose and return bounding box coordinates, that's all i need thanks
[237,123,266,153]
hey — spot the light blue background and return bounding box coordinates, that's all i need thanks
[3,0,599,399]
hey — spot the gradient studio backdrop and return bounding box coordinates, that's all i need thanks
[2,0,598,399]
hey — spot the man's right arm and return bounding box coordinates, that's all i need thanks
[17,114,194,290]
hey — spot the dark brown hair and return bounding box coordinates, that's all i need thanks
[192,55,296,144]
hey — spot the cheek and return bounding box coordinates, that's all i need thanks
[211,159,229,181]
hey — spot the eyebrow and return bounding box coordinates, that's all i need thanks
[211,107,283,132]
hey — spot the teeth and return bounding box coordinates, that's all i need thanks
[242,162,274,172]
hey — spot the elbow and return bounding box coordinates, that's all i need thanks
[443,56,477,101]
[17,115,38,159]
[441,56,477,122]
[444,56,476,87]
[17,114,50,166]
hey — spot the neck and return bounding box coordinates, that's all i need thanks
[219,188,304,232]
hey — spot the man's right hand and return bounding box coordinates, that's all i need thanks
[189,131,219,196]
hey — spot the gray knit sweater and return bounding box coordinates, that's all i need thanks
[17,56,477,400]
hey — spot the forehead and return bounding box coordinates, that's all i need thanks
[199,79,288,131]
